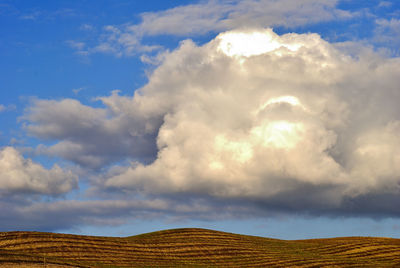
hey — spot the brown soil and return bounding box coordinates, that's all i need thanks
[0,228,399,267]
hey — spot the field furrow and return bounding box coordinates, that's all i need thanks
[0,228,399,267]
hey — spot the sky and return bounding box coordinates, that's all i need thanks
[1,0,400,240]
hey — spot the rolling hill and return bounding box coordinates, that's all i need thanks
[0,228,400,267]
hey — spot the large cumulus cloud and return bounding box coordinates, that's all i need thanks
[25,28,400,217]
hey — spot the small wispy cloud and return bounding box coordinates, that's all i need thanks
[72,87,86,95]
[80,23,94,31]
[66,40,86,50]
[66,40,91,57]
[52,8,76,18]
[19,10,41,20]
[378,1,392,8]
[18,8,77,22]
[0,104,16,113]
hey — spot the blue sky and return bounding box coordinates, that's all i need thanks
[1,0,400,239]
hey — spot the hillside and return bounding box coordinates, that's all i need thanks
[0,228,400,267]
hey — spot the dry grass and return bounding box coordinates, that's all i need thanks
[0,228,399,267]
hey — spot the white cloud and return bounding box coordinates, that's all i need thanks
[137,0,348,35]
[25,28,400,216]
[103,29,400,202]
[79,0,353,57]
[0,147,77,195]
[19,11,41,20]
[0,104,16,113]
[349,121,400,194]
[378,1,392,8]
[375,18,400,50]
[80,23,94,31]
[72,87,85,95]
[66,40,86,50]
[24,97,158,169]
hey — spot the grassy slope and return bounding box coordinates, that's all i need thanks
[0,228,400,267]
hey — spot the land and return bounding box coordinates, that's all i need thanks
[0,228,399,267]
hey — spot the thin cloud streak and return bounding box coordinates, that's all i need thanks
[74,0,353,57]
